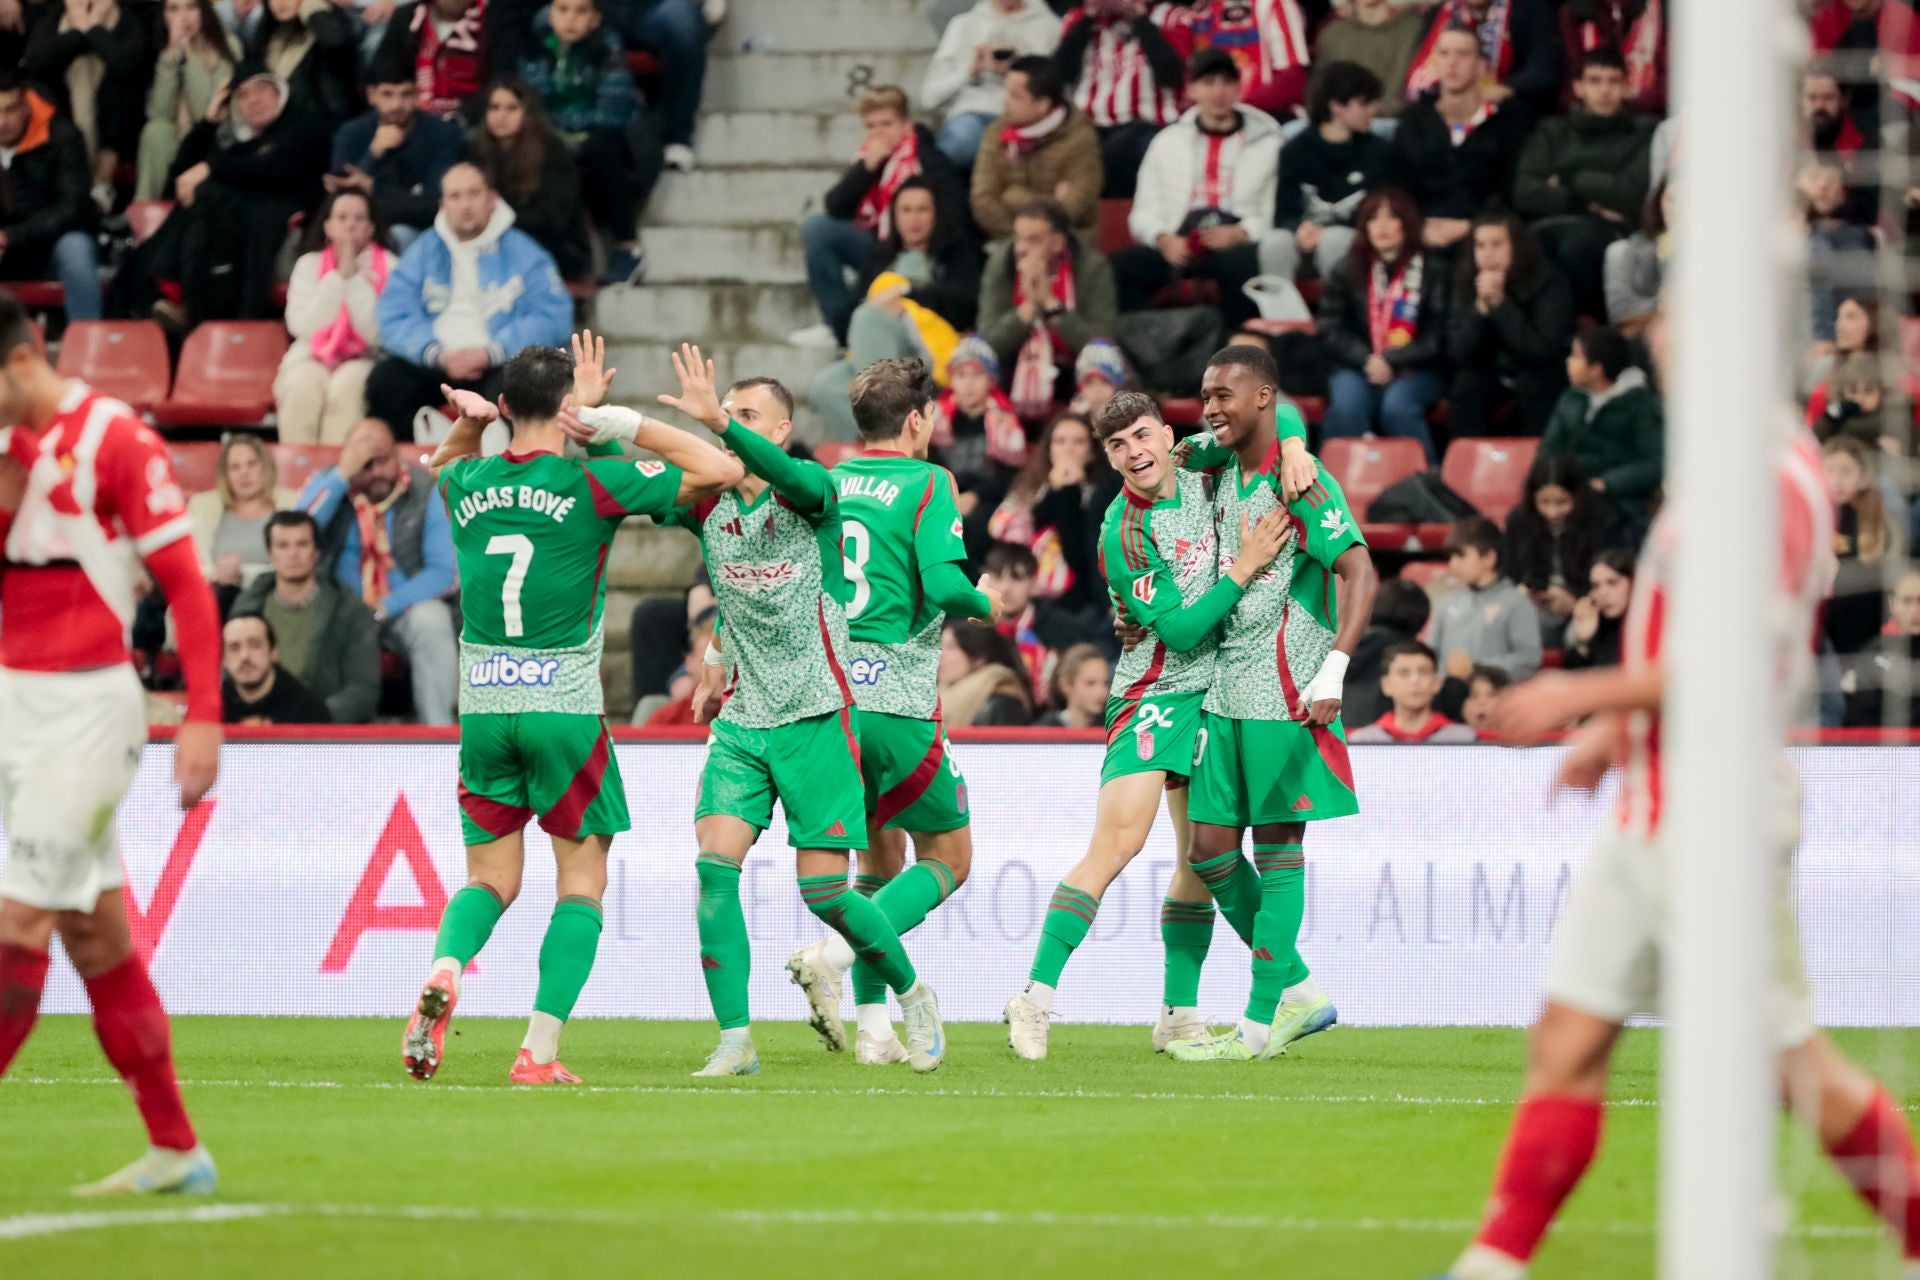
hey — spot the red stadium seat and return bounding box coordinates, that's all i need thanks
[1159,397,1203,428]
[126,200,174,246]
[55,321,171,412]
[1321,437,1426,520]
[6,281,64,310]
[167,443,220,494]
[272,443,341,494]
[152,322,288,428]
[624,49,662,79]
[1399,560,1453,591]
[1096,199,1134,255]
[1441,437,1539,525]
[812,441,862,469]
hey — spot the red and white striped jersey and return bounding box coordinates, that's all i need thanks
[1616,434,1835,837]
[2,381,192,673]
[1066,5,1185,128]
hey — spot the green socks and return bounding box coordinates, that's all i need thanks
[532,896,603,1022]
[799,872,917,994]
[1028,884,1099,987]
[851,862,956,1005]
[1246,843,1308,1024]
[696,853,751,1030]
[433,883,506,967]
[1190,850,1260,945]
[1159,898,1216,1007]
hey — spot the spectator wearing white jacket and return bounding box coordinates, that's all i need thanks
[923,0,1062,170]
[1109,48,1280,330]
[275,189,392,445]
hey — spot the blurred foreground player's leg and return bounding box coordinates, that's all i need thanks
[0,292,223,1193]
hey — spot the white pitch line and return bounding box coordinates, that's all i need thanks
[0,1202,1886,1244]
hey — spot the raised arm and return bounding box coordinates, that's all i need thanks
[428,386,495,478]
[654,341,836,515]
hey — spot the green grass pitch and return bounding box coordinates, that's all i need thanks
[1,1018,1911,1278]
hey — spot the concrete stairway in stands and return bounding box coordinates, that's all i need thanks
[594,0,934,716]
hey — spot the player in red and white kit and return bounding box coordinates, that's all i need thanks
[0,293,223,1195]
[1429,430,1920,1280]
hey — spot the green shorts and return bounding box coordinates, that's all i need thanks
[1100,688,1203,788]
[695,707,866,850]
[458,712,628,846]
[859,709,969,833]
[1188,710,1359,828]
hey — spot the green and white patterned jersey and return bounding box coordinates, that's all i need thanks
[1099,468,1223,700]
[668,480,854,729]
[831,450,969,718]
[1199,443,1366,720]
[440,450,684,716]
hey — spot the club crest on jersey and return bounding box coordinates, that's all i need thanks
[468,653,561,687]
[633,459,666,478]
[719,561,796,592]
[848,656,888,685]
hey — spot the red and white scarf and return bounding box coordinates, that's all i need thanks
[1011,254,1077,419]
[1067,9,1181,127]
[1405,0,1512,100]
[933,389,1029,469]
[1188,124,1247,213]
[1183,0,1310,85]
[411,0,486,117]
[352,464,410,608]
[1446,98,1498,146]
[855,129,922,238]
[1367,254,1424,356]
[1000,105,1068,162]
[1576,0,1662,103]
[308,243,390,370]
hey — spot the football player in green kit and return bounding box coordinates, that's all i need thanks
[783,357,1006,1065]
[1004,390,1318,1059]
[404,336,741,1084]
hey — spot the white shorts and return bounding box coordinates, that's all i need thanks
[1545,817,1816,1052]
[0,665,147,912]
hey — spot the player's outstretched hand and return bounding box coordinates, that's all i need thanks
[441,384,498,424]
[1494,671,1583,742]
[571,329,616,408]
[1278,439,1317,502]
[658,342,727,433]
[1551,714,1619,796]
[691,657,729,724]
[174,721,220,810]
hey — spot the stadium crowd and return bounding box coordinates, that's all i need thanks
[5,0,1920,733]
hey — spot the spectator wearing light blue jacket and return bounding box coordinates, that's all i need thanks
[365,160,573,439]
[298,417,459,723]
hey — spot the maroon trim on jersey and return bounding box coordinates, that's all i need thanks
[1313,725,1356,791]
[1105,642,1167,743]
[857,448,910,459]
[539,719,613,840]
[816,598,855,709]
[459,781,532,839]
[500,450,550,465]
[587,543,611,616]
[911,475,937,532]
[1273,601,1301,711]
[836,705,862,771]
[689,495,722,527]
[874,705,947,827]
[1255,437,1282,476]
[1121,480,1157,509]
[584,469,628,519]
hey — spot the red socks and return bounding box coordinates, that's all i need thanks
[1474,1094,1605,1263]
[84,956,196,1152]
[0,942,50,1076]
[1827,1087,1920,1260]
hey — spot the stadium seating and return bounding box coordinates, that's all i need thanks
[7,281,64,310]
[1399,560,1453,591]
[1441,437,1539,525]
[167,442,219,493]
[55,321,171,413]
[1320,436,1431,553]
[151,322,288,428]
[1096,199,1133,256]
[273,444,341,493]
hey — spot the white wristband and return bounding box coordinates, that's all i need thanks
[577,404,646,445]
[1300,649,1348,709]
[703,642,725,668]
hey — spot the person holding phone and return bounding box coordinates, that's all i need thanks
[922,0,1061,171]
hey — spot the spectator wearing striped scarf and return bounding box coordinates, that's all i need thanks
[1055,0,1188,196]
[1403,0,1563,120]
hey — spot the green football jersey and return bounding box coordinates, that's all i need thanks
[441,451,683,715]
[1201,450,1366,720]
[831,451,968,718]
[668,477,854,729]
[1099,468,1223,700]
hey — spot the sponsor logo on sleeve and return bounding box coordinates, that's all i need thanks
[1131,571,1156,607]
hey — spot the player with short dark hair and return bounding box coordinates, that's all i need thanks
[584,347,947,1077]
[1004,388,1316,1059]
[1163,345,1380,1063]
[784,356,1006,1066]
[400,333,742,1085]
[0,291,223,1194]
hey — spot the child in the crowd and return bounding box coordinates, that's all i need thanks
[1459,664,1512,738]
[1348,640,1480,743]
[1563,548,1635,670]
[1344,575,1432,728]
[1069,338,1128,419]
[1503,455,1612,649]
[930,333,1029,539]
[1036,642,1111,729]
[981,540,1053,699]
[520,0,660,285]
[1432,516,1543,683]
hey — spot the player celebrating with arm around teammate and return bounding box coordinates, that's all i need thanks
[783,357,1006,1067]
[1166,344,1379,1064]
[402,341,743,1085]
[0,292,223,1195]
[1005,390,1313,1060]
